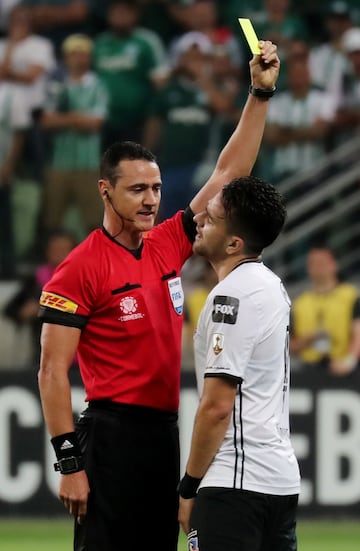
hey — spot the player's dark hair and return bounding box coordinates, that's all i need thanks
[100,141,157,186]
[222,176,286,255]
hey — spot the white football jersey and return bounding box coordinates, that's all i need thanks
[194,260,300,495]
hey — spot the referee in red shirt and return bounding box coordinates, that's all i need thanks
[38,41,279,551]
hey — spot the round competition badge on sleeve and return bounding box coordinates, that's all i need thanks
[167,277,184,315]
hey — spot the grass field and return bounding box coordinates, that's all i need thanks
[0,518,359,550]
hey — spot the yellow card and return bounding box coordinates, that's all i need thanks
[238,18,261,54]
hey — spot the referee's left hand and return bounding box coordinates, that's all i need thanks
[59,470,90,525]
[250,40,280,91]
[178,496,195,535]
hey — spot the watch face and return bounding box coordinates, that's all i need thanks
[58,456,82,474]
[54,456,83,474]
[61,457,78,472]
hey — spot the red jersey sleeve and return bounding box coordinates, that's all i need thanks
[39,236,99,328]
[147,209,194,266]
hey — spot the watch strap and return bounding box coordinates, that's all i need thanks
[249,85,276,99]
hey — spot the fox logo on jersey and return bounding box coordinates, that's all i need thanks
[212,295,239,324]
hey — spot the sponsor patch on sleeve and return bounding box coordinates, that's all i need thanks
[212,295,239,324]
[40,291,78,313]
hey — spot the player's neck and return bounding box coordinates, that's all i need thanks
[215,255,261,281]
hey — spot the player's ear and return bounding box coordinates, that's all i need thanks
[226,235,243,255]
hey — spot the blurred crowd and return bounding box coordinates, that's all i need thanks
[1,0,360,373]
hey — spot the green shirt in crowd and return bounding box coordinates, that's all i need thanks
[148,77,213,168]
[46,71,108,170]
[93,29,167,129]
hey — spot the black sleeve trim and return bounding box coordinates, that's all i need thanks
[204,373,243,384]
[182,207,197,244]
[353,297,360,319]
[111,283,141,294]
[161,270,177,281]
[38,306,88,329]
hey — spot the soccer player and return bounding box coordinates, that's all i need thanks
[37,42,280,551]
[178,177,300,551]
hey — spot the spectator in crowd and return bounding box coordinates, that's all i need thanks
[0,81,31,279]
[253,0,309,62]
[0,0,21,37]
[143,31,237,218]
[217,0,266,35]
[309,1,354,104]
[22,0,92,53]
[0,5,56,117]
[93,0,168,150]
[349,0,360,24]
[0,4,56,180]
[138,0,187,46]
[41,34,108,236]
[169,0,243,77]
[263,53,338,279]
[333,26,360,142]
[290,246,360,376]
[264,54,337,183]
[4,229,75,364]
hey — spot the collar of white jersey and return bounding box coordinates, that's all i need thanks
[230,256,262,273]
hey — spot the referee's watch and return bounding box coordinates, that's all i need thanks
[249,85,276,99]
[54,456,84,475]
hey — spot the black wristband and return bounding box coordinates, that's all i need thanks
[178,472,202,499]
[51,431,82,460]
[249,85,276,99]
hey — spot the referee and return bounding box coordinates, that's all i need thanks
[178,178,300,550]
[37,42,280,550]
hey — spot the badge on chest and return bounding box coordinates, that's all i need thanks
[167,277,184,315]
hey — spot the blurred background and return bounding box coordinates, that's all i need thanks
[0,0,360,547]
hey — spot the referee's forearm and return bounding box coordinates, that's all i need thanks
[215,93,269,179]
[38,365,75,437]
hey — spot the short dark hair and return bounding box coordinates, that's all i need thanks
[222,176,286,255]
[100,141,157,186]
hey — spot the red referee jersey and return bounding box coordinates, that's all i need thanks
[39,211,193,412]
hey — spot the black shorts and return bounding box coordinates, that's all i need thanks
[73,400,180,551]
[189,487,298,551]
